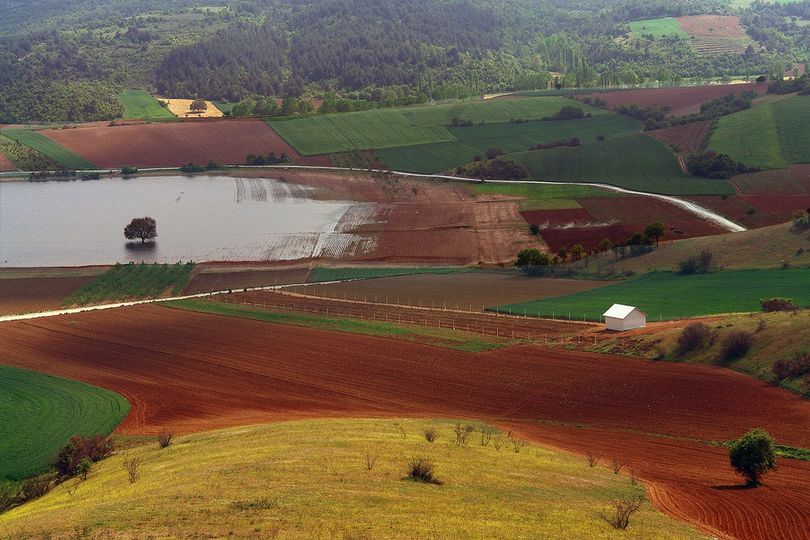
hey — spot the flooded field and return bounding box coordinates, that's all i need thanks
[0,176,376,267]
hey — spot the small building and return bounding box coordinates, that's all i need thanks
[602,304,647,332]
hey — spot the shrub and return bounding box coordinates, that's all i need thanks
[453,424,475,446]
[121,166,138,175]
[529,223,540,235]
[123,456,141,483]
[676,322,714,355]
[53,434,114,477]
[423,428,439,443]
[485,147,504,160]
[678,250,714,275]
[719,331,753,362]
[602,499,642,530]
[772,351,810,381]
[158,430,174,449]
[586,450,601,467]
[365,453,378,470]
[516,248,551,267]
[760,297,797,312]
[792,210,810,231]
[404,457,442,484]
[728,428,777,486]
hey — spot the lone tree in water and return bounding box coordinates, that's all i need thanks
[124,217,157,243]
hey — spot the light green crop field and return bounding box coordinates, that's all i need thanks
[470,182,625,210]
[708,95,810,170]
[507,134,734,195]
[0,130,96,170]
[490,268,810,321]
[377,114,641,173]
[269,97,604,156]
[0,419,702,539]
[0,365,129,480]
[64,262,195,306]
[118,90,176,121]
[628,18,687,38]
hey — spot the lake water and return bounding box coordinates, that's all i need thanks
[0,176,375,267]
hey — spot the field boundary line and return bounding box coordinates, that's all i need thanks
[0,164,747,232]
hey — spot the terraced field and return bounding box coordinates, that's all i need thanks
[0,365,129,480]
[269,97,601,156]
[377,114,640,174]
[710,96,810,169]
[0,130,96,169]
[119,89,176,121]
[491,268,810,321]
[505,134,734,195]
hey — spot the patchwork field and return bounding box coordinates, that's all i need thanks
[39,119,330,168]
[628,15,749,54]
[0,135,59,171]
[377,114,641,174]
[0,365,129,480]
[0,419,702,539]
[118,90,176,122]
[506,135,734,195]
[491,268,810,321]
[1,305,809,539]
[269,97,602,156]
[577,82,768,117]
[64,263,195,306]
[708,95,810,169]
[470,182,623,210]
[0,130,96,170]
[159,97,223,118]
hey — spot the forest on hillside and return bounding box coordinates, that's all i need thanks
[0,0,807,123]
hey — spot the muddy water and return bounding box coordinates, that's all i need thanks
[0,176,374,267]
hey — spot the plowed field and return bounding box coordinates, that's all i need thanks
[182,265,311,295]
[646,120,713,156]
[40,119,331,168]
[579,82,768,117]
[1,305,808,539]
[0,276,95,315]
[676,15,747,39]
[0,151,14,171]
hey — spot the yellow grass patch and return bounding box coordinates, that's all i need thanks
[158,97,223,118]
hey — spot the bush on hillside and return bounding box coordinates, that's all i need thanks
[543,105,584,121]
[53,434,114,477]
[676,322,715,355]
[792,210,810,231]
[686,151,755,179]
[404,457,442,484]
[602,499,642,530]
[772,351,810,381]
[719,331,753,362]
[464,158,528,180]
[760,297,797,312]
[678,251,714,275]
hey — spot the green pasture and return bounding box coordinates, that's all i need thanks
[0,130,96,170]
[377,114,640,173]
[118,90,176,121]
[0,365,129,480]
[507,134,733,195]
[308,266,469,283]
[64,262,195,306]
[708,95,810,170]
[490,268,810,321]
[628,18,687,38]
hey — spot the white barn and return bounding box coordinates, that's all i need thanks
[602,304,647,331]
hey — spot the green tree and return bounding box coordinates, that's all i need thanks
[189,99,208,113]
[728,428,777,487]
[516,249,551,267]
[570,244,584,260]
[644,223,665,245]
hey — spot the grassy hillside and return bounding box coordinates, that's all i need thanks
[491,268,810,321]
[628,18,687,39]
[0,419,702,539]
[0,365,129,480]
[269,97,602,156]
[590,310,810,397]
[118,90,176,121]
[378,115,640,174]
[506,135,734,195]
[0,130,96,170]
[64,262,195,306]
[708,95,810,170]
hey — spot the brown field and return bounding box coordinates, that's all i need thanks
[182,264,312,295]
[0,275,95,315]
[0,151,15,171]
[690,193,810,229]
[41,119,331,168]
[731,164,810,194]
[1,305,809,539]
[677,15,748,39]
[646,120,713,156]
[523,196,726,252]
[578,82,769,117]
[302,272,609,310]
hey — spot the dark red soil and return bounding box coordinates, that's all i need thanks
[1,305,809,538]
[646,120,714,156]
[0,151,15,171]
[690,194,810,228]
[578,82,769,117]
[41,119,331,168]
[731,165,810,195]
[183,265,311,295]
[0,276,95,315]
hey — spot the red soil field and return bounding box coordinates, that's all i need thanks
[690,193,810,229]
[1,305,809,538]
[182,264,311,295]
[646,120,713,156]
[676,15,747,39]
[306,271,610,309]
[520,207,592,225]
[0,276,94,315]
[732,164,810,194]
[578,82,769,117]
[41,119,331,169]
[0,151,15,171]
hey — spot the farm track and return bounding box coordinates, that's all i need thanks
[0,304,809,539]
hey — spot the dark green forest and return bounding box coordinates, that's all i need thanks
[0,0,807,123]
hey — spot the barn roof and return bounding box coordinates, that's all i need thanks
[602,304,646,319]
